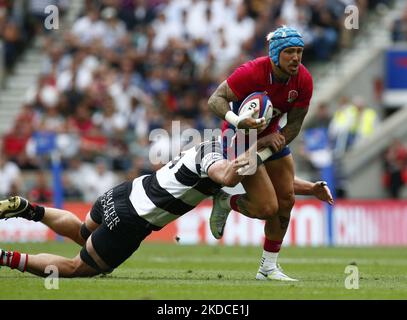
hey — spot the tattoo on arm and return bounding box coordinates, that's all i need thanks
[208,80,239,119]
[280,107,308,145]
[278,215,290,230]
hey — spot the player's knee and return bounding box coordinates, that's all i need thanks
[59,258,84,278]
[278,192,295,211]
[254,201,279,219]
[70,255,102,278]
[79,246,113,276]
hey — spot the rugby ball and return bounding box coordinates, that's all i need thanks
[238,92,273,131]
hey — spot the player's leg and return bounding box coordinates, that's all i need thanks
[264,154,295,240]
[0,234,102,278]
[0,198,105,277]
[210,164,279,239]
[41,208,84,245]
[236,165,279,219]
[256,153,297,281]
[0,215,146,278]
[40,201,103,246]
[0,235,107,278]
[0,196,100,246]
[20,251,100,278]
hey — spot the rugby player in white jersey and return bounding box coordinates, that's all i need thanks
[0,139,332,278]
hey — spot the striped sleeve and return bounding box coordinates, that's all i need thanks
[195,140,223,175]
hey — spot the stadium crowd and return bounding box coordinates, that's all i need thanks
[0,0,69,74]
[0,0,395,201]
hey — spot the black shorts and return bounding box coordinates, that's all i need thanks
[80,181,158,270]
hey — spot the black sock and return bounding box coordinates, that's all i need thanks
[30,204,45,222]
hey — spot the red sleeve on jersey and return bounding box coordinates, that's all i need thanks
[294,66,313,108]
[226,60,259,100]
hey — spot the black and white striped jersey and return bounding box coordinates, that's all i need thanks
[129,140,223,228]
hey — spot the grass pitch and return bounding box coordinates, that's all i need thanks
[0,242,406,300]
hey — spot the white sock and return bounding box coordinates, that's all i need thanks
[18,253,28,272]
[0,249,28,272]
[259,250,279,271]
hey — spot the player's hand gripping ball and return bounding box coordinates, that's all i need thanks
[238,92,273,134]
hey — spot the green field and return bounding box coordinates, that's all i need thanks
[0,242,406,300]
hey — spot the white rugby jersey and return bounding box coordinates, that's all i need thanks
[129,140,223,228]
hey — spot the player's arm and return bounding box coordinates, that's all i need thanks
[293,177,334,205]
[280,107,308,145]
[208,81,265,129]
[257,133,286,154]
[208,80,239,119]
[207,158,250,187]
[207,142,260,187]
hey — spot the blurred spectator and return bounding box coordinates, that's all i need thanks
[109,135,131,170]
[79,127,109,161]
[391,5,407,42]
[118,0,156,31]
[25,121,57,168]
[39,87,65,131]
[65,156,93,192]
[129,155,154,177]
[55,120,80,161]
[109,58,147,114]
[151,10,179,52]
[210,26,241,73]
[62,172,83,200]
[329,96,354,156]
[126,95,150,139]
[305,102,332,130]
[309,0,340,61]
[2,19,22,72]
[328,96,377,198]
[99,7,127,49]
[129,135,150,160]
[56,51,95,93]
[225,2,255,51]
[0,1,31,72]
[383,139,407,198]
[300,102,333,181]
[80,157,119,202]
[347,96,379,146]
[328,96,379,155]
[41,42,68,75]
[1,0,388,205]
[195,97,220,132]
[92,94,127,137]
[176,91,198,119]
[28,171,53,203]
[71,6,104,46]
[0,154,22,198]
[67,102,94,134]
[2,122,32,163]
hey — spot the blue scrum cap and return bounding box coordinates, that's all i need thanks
[267,26,304,66]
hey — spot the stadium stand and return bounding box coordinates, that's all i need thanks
[0,0,403,201]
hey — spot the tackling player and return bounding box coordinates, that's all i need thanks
[208,26,315,281]
[0,139,332,278]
